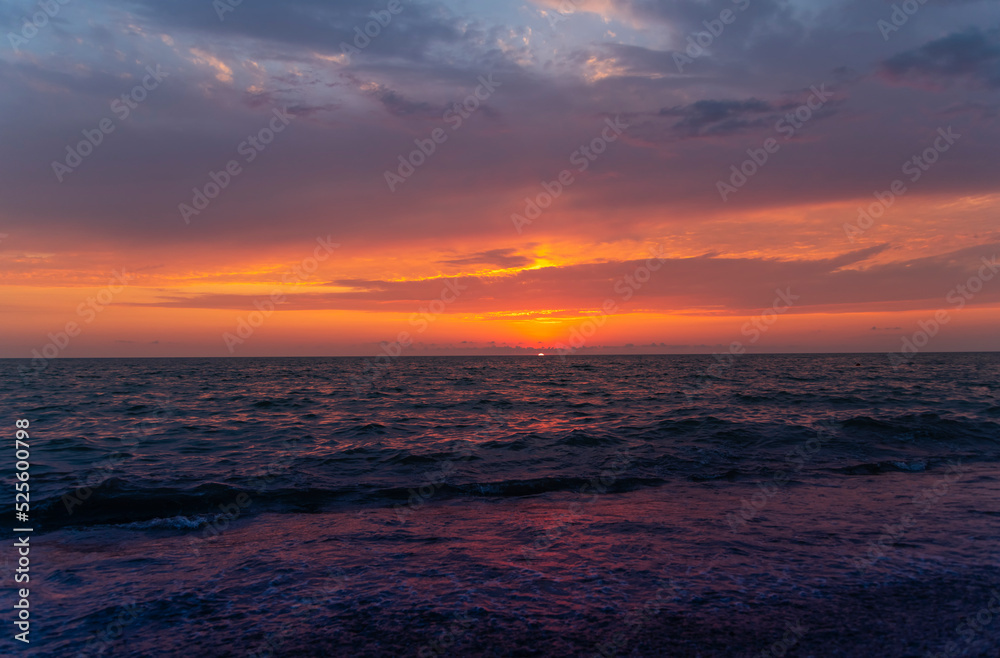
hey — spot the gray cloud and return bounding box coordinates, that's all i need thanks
[122,0,470,62]
[439,248,533,269]
[880,26,1000,89]
[659,98,776,137]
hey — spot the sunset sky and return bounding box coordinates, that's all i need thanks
[1,0,998,357]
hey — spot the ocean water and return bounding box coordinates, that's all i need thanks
[2,354,999,657]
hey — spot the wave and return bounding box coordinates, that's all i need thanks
[31,456,979,534]
[830,461,931,475]
[23,410,1000,534]
[838,413,999,446]
[32,475,668,533]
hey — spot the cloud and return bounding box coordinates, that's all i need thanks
[123,243,1000,315]
[573,44,684,81]
[2,0,1000,339]
[439,248,533,269]
[122,0,471,63]
[364,83,445,118]
[879,26,1000,89]
[659,98,776,137]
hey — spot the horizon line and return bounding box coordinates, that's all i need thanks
[1,350,998,360]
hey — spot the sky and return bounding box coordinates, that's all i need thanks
[1,0,998,358]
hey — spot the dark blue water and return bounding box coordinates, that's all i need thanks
[2,354,999,656]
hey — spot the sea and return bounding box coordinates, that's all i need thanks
[2,354,999,657]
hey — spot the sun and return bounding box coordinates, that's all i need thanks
[537,352,545,356]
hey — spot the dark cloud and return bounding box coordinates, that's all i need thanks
[122,0,470,63]
[880,27,1000,89]
[439,248,533,269]
[365,84,445,118]
[659,98,775,137]
[614,0,798,42]
[580,43,685,79]
[624,88,843,143]
[937,100,1000,120]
